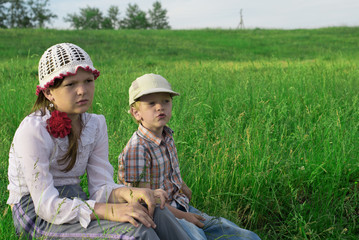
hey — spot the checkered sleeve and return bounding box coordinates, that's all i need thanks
[118,136,151,186]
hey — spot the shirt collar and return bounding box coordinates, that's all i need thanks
[42,109,96,150]
[137,124,173,146]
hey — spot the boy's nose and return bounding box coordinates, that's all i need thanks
[156,103,164,110]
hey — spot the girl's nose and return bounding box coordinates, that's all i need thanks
[77,84,87,95]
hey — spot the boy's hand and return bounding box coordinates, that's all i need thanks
[181,182,192,201]
[134,183,168,209]
[183,212,205,228]
[114,187,168,219]
[153,188,169,209]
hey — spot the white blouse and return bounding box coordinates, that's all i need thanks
[7,110,123,228]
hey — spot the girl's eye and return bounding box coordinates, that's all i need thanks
[149,102,155,105]
[87,79,94,83]
[64,83,73,87]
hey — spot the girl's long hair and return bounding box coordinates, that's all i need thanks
[32,78,81,172]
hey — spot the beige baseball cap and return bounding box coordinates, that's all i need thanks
[129,73,179,106]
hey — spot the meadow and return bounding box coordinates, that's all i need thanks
[0,27,358,239]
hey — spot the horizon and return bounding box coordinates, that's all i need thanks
[48,0,359,30]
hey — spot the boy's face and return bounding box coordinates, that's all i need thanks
[132,92,172,137]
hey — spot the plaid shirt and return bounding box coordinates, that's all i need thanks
[118,124,189,211]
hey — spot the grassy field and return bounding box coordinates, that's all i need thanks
[0,27,358,239]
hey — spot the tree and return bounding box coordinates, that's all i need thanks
[0,0,56,28]
[101,5,120,29]
[101,17,113,29]
[148,1,170,29]
[0,1,9,28]
[65,5,120,30]
[28,0,57,28]
[107,5,120,29]
[8,0,32,28]
[120,3,149,29]
[63,12,82,30]
[64,6,103,30]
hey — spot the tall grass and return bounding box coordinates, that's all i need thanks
[0,28,358,239]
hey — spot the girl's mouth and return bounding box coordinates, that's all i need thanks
[77,100,88,105]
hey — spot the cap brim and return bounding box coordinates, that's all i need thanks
[134,88,180,101]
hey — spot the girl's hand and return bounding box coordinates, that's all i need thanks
[93,202,156,228]
[113,187,168,219]
[183,212,205,228]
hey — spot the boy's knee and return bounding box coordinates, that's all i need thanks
[133,224,159,240]
[154,206,175,219]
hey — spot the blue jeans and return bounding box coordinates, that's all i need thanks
[177,206,261,240]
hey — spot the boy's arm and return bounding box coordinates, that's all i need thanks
[137,182,204,228]
[137,182,151,188]
[165,203,205,228]
[181,181,192,201]
[118,140,151,187]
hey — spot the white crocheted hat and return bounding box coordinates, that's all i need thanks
[36,43,100,95]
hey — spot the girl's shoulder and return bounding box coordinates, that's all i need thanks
[13,111,52,144]
[19,111,49,131]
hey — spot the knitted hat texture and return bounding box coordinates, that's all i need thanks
[36,43,100,95]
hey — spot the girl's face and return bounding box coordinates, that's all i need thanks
[44,68,95,120]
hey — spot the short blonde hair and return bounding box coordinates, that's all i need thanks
[129,101,141,124]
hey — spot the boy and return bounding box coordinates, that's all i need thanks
[118,73,261,240]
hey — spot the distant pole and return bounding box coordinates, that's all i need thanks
[237,9,244,29]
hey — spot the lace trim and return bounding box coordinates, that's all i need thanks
[36,66,100,95]
[78,199,96,228]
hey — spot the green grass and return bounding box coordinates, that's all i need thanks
[0,28,358,239]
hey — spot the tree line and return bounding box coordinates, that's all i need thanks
[0,0,170,29]
[65,2,170,30]
[1,0,56,28]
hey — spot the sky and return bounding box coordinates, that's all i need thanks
[48,0,359,30]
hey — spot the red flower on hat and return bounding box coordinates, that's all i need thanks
[46,110,72,138]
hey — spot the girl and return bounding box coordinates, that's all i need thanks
[7,43,189,239]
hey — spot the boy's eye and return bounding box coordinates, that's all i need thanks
[64,82,73,87]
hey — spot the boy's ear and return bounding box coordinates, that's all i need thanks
[130,106,142,122]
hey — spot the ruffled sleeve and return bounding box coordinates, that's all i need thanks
[77,198,96,227]
[9,114,96,228]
